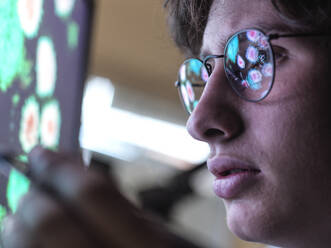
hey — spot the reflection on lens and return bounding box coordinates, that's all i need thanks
[179,64,186,82]
[189,59,202,77]
[201,66,209,82]
[224,29,274,101]
[246,46,258,63]
[226,35,239,63]
[247,69,262,90]
[177,58,206,113]
[262,63,273,77]
[180,83,189,109]
[186,81,195,102]
[237,55,245,69]
[246,30,260,42]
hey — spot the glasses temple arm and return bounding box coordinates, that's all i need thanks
[175,81,205,88]
[268,32,331,41]
[203,54,224,64]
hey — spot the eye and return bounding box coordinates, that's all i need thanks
[205,62,213,75]
[272,46,288,63]
[204,58,216,75]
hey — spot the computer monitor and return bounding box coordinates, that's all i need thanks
[0,0,94,218]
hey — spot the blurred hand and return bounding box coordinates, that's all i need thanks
[1,148,187,248]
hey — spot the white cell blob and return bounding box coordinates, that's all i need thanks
[36,37,57,98]
[241,80,249,88]
[246,30,260,43]
[248,69,263,84]
[262,63,273,77]
[186,81,195,102]
[201,66,209,82]
[246,46,259,63]
[55,0,76,18]
[179,64,186,82]
[19,96,40,153]
[40,101,61,148]
[17,0,43,38]
[237,55,246,69]
[258,36,269,49]
[181,83,190,108]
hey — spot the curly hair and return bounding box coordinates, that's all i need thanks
[164,0,331,56]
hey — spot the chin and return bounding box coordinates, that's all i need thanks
[225,200,282,246]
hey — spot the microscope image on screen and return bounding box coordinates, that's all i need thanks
[0,0,91,222]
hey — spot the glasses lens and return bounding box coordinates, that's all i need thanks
[177,58,208,113]
[224,29,274,101]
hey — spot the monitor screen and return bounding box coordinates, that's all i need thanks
[0,0,94,219]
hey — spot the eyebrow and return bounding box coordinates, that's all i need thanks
[200,33,227,59]
[254,22,304,35]
[199,22,306,59]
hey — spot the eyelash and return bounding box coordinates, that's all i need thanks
[203,45,288,75]
[272,46,288,64]
[205,62,213,75]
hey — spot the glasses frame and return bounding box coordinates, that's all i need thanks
[175,28,331,114]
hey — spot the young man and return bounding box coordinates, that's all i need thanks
[168,0,331,247]
[2,0,331,247]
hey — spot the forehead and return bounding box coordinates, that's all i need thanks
[202,0,288,54]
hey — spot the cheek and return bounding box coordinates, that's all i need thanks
[227,102,331,242]
[248,81,331,206]
[269,44,331,104]
[255,48,331,173]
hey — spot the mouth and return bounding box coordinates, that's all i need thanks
[207,156,261,199]
[208,156,261,178]
[219,168,260,178]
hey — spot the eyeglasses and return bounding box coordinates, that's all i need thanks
[175,28,330,114]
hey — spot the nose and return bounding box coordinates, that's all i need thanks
[186,66,244,143]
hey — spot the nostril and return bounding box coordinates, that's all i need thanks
[204,128,225,138]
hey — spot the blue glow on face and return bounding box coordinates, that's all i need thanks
[226,36,239,64]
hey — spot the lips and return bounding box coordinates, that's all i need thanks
[218,168,260,178]
[207,156,261,199]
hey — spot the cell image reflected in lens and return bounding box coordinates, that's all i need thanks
[189,59,203,77]
[246,46,259,63]
[178,59,206,113]
[226,35,239,63]
[224,29,274,101]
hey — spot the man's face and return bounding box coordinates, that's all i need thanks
[186,0,331,246]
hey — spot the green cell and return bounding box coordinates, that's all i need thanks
[12,94,20,106]
[18,154,28,163]
[68,21,79,50]
[20,59,33,89]
[0,0,31,92]
[0,205,7,224]
[7,169,30,213]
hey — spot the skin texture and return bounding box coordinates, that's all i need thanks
[186,0,331,247]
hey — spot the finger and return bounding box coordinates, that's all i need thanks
[15,189,96,248]
[1,215,40,248]
[28,149,160,247]
[29,147,84,172]
[16,187,66,233]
